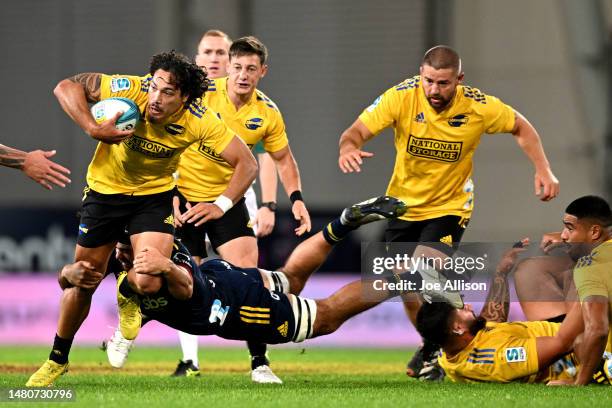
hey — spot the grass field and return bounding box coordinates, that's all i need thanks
[1,346,610,407]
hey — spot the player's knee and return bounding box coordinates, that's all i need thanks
[285,272,305,295]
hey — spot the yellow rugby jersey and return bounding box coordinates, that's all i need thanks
[85,74,234,195]
[177,77,288,201]
[359,76,516,221]
[439,321,577,383]
[573,240,612,352]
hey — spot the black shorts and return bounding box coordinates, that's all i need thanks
[202,260,315,344]
[385,215,469,256]
[176,192,255,258]
[77,187,175,248]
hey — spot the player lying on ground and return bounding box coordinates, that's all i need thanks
[415,239,612,384]
[55,196,417,382]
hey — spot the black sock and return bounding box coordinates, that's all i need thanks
[119,276,134,298]
[322,218,357,245]
[248,342,269,369]
[49,334,73,364]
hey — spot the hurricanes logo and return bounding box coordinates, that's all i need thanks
[440,235,453,247]
[277,321,288,337]
[124,136,175,158]
[164,124,185,135]
[164,214,174,225]
[407,135,462,162]
[245,118,263,130]
[448,114,469,127]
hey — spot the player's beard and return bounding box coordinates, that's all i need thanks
[469,315,487,336]
[426,94,451,111]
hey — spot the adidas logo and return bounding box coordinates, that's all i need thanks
[414,112,426,123]
[164,214,174,225]
[277,321,288,337]
[440,235,453,247]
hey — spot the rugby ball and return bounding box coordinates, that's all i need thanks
[90,97,140,131]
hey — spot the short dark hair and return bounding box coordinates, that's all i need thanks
[416,300,456,348]
[565,195,612,227]
[149,50,208,107]
[229,36,268,65]
[422,45,462,73]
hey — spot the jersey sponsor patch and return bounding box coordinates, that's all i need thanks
[110,77,131,92]
[123,136,176,158]
[505,347,526,363]
[197,141,226,163]
[407,135,462,162]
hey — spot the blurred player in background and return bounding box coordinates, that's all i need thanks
[0,143,71,189]
[337,45,560,379]
[26,51,257,387]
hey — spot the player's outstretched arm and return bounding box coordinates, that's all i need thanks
[511,110,559,201]
[181,136,257,226]
[58,261,104,290]
[0,144,71,189]
[338,119,375,173]
[54,73,133,144]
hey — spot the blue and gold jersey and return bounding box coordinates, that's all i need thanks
[573,239,612,352]
[439,321,577,383]
[86,74,234,195]
[176,77,288,201]
[359,76,515,221]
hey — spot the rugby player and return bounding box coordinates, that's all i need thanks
[416,196,612,385]
[559,195,612,385]
[129,30,284,382]
[58,196,407,385]
[26,51,257,387]
[174,35,309,383]
[337,45,559,379]
[0,143,71,189]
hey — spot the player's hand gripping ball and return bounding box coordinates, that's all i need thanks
[90,97,140,131]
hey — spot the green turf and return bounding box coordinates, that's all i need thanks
[1,346,610,408]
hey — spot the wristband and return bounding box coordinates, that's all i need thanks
[213,195,233,213]
[261,201,278,212]
[289,190,303,203]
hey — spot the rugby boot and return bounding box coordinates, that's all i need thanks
[171,360,201,377]
[26,360,69,387]
[341,195,407,227]
[117,271,141,340]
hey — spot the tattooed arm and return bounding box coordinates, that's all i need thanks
[0,144,71,189]
[53,73,133,144]
[480,238,529,322]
